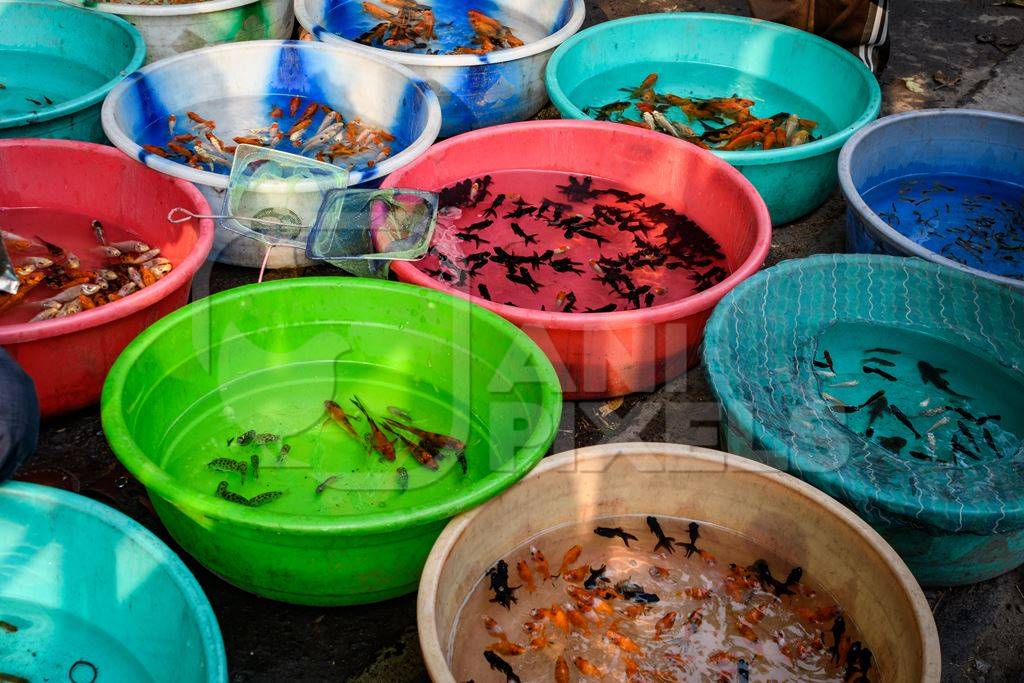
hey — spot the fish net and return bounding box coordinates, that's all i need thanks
[185,145,438,278]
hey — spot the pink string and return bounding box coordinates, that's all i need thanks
[258,243,275,283]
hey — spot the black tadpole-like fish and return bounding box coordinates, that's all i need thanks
[481,194,506,219]
[863,365,898,381]
[889,404,921,438]
[830,615,846,662]
[483,651,521,683]
[583,564,608,589]
[485,560,520,610]
[878,435,907,454]
[646,515,676,554]
[918,360,968,398]
[594,526,639,547]
[509,222,537,245]
[477,283,491,300]
[681,521,701,558]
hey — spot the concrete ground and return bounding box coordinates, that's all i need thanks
[17,0,1024,681]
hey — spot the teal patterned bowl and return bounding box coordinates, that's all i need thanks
[704,254,1024,586]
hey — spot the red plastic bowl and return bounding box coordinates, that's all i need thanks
[387,121,771,398]
[0,139,214,416]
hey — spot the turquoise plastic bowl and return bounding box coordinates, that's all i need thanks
[704,254,1024,586]
[0,481,226,681]
[0,0,145,141]
[546,13,881,225]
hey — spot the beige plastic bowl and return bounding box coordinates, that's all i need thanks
[418,443,940,682]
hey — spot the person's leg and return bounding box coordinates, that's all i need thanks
[0,348,39,480]
[748,0,891,74]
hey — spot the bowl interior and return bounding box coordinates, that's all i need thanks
[704,254,1024,532]
[0,1,142,129]
[104,41,437,184]
[548,14,877,158]
[421,444,937,683]
[304,0,576,55]
[0,141,209,332]
[845,112,1024,282]
[103,277,561,529]
[0,482,224,681]
[387,121,768,316]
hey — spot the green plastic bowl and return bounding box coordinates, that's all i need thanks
[545,13,881,225]
[0,481,226,682]
[0,0,145,141]
[101,277,562,605]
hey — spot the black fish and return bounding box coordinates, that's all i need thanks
[813,349,835,372]
[462,219,493,233]
[550,257,584,275]
[509,222,537,245]
[957,420,979,447]
[951,433,980,461]
[535,198,572,221]
[863,356,896,367]
[983,427,1000,457]
[889,404,921,438]
[749,559,802,596]
[503,204,536,219]
[594,526,639,547]
[918,361,967,398]
[455,231,489,247]
[556,175,598,202]
[576,229,610,246]
[558,291,577,313]
[586,303,617,313]
[632,591,661,604]
[601,187,645,203]
[863,365,897,381]
[483,651,521,683]
[681,521,700,558]
[508,266,541,293]
[646,515,676,554]
[865,347,901,355]
[467,175,492,207]
[878,435,907,454]
[909,450,933,461]
[977,414,1001,426]
[485,560,520,610]
[830,614,846,662]
[477,283,491,300]
[583,564,608,589]
[861,390,886,409]
[481,194,506,219]
[737,659,750,683]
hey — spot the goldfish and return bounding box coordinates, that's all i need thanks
[324,400,361,442]
[516,559,536,593]
[556,544,583,576]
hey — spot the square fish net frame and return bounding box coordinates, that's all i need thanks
[166,145,438,280]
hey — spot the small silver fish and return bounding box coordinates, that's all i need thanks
[92,219,106,245]
[116,281,138,298]
[94,245,122,258]
[124,248,161,265]
[829,380,860,388]
[926,416,950,434]
[41,283,100,305]
[65,252,80,270]
[109,240,150,253]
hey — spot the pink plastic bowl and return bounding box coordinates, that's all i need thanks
[0,139,214,416]
[387,121,771,398]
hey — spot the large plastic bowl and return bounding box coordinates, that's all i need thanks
[296,0,586,137]
[59,0,294,64]
[0,139,214,417]
[546,13,882,225]
[0,0,144,142]
[419,443,941,682]
[704,254,1024,586]
[101,277,562,605]
[840,109,1024,291]
[102,39,442,269]
[387,120,771,399]
[0,481,226,682]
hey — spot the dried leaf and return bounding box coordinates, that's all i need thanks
[598,397,624,418]
[902,77,926,94]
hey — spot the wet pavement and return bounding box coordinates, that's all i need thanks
[16,1,1024,681]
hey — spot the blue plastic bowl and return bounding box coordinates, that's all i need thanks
[704,254,1024,586]
[0,0,145,142]
[0,481,226,681]
[840,109,1024,291]
[546,13,881,225]
[296,0,586,138]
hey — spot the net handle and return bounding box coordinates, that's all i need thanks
[166,207,313,230]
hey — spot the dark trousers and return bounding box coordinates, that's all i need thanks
[0,349,38,480]
[748,0,891,74]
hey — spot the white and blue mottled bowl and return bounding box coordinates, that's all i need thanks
[101,39,441,268]
[295,0,585,138]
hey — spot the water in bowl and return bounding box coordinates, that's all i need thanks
[863,173,1024,281]
[0,207,155,325]
[0,52,109,120]
[415,170,731,313]
[322,0,550,55]
[814,322,1024,464]
[159,359,498,516]
[0,598,154,683]
[569,61,836,141]
[449,514,875,682]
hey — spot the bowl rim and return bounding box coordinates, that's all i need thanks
[838,107,1024,291]
[100,276,564,534]
[386,119,773,329]
[0,480,228,681]
[0,139,215,344]
[703,252,1024,529]
[295,0,587,68]
[0,0,146,131]
[100,39,442,189]
[544,12,882,167]
[416,442,942,683]
[58,0,281,17]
